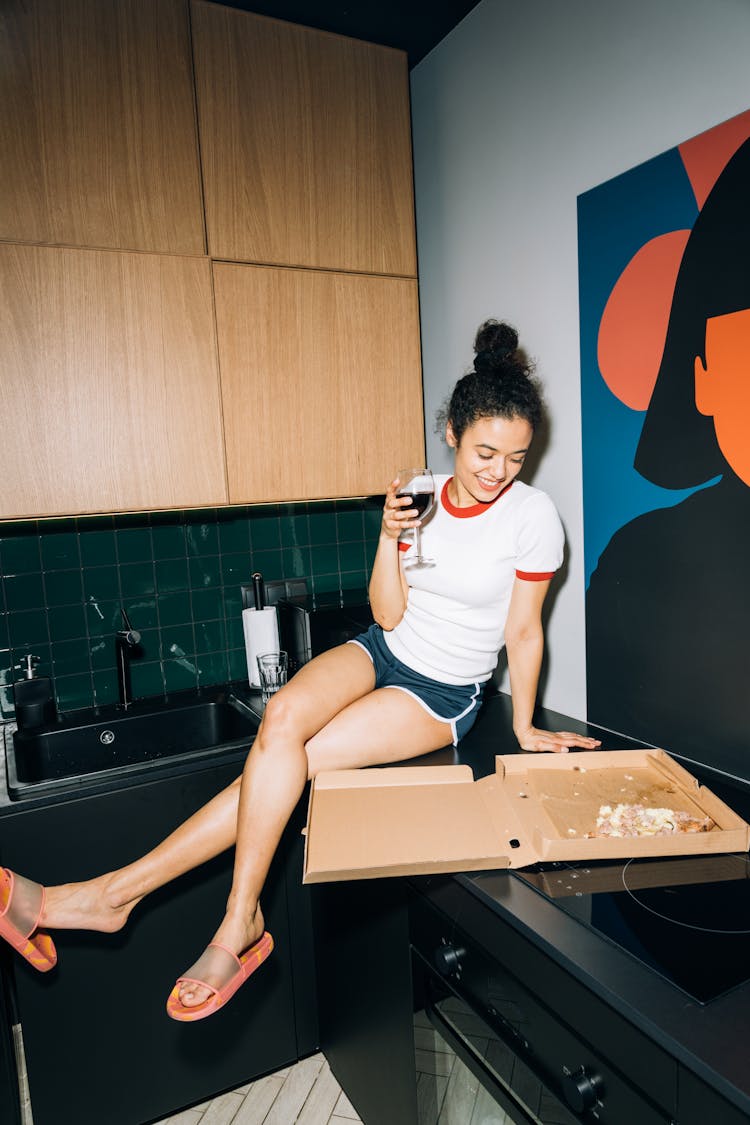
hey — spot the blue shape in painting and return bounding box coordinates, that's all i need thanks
[578,147,706,586]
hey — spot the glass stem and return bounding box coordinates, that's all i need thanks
[415,525,422,560]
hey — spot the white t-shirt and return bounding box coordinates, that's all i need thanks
[384,475,564,685]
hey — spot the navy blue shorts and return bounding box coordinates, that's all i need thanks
[348,623,484,746]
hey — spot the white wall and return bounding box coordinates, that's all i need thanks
[410,0,750,719]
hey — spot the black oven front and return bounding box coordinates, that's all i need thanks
[410,888,674,1125]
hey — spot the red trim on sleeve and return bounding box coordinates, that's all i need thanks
[398,541,411,553]
[515,569,555,581]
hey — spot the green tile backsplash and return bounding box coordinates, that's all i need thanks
[0,500,383,720]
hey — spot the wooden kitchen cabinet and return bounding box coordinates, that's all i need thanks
[0,243,228,519]
[191,1,417,276]
[213,262,425,503]
[0,0,204,255]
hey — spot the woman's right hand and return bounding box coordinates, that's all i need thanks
[381,478,419,540]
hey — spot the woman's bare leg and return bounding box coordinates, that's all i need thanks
[40,776,244,933]
[177,670,453,1009]
[40,642,376,936]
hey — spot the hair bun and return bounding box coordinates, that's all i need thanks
[473,320,519,372]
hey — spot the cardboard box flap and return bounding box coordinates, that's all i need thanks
[303,765,515,883]
[303,749,750,884]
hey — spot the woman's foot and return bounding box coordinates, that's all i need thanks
[40,873,142,934]
[177,905,266,1009]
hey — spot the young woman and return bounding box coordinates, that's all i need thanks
[0,319,599,1021]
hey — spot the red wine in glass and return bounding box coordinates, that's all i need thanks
[396,468,436,568]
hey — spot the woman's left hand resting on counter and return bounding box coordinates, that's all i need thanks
[515,725,602,754]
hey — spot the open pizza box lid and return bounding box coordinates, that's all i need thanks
[302,748,750,883]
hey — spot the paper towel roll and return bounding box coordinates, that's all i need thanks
[242,606,280,686]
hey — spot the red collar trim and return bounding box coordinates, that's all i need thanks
[441,477,514,518]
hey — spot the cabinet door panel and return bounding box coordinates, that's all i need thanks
[1,763,296,1125]
[214,263,425,502]
[0,244,227,518]
[192,2,416,276]
[0,0,204,254]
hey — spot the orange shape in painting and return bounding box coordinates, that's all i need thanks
[597,230,690,410]
[680,109,750,209]
[695,308,750,487]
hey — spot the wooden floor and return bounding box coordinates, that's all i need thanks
[154,1055,362,1125]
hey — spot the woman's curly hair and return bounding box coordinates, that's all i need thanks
[436,320,543,443]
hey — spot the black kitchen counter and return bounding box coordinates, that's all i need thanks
[431,690,750,1120]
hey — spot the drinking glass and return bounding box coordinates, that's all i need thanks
[396,468,436,569]
[257,651,288,703]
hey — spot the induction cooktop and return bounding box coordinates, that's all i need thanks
[510,852,750,1004]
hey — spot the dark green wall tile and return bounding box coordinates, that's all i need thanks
[80,529,117,568]
[280,513,310,548]
[160,624,195,661]
[309,544,339,574]
[188,555,221,589]
[227,647,248,681]
[155,557,190,593]
[164,659,198,692]
[8,610,49,648]
[308,507,338,543]
[249,516,281,551]
[338,541,366,572]
[151,523,186,559]
[40,531,80,571]
[336,510,364,541]
[225,611,244,649]
[0,532,42,575]
[130,661,165,700]
[221,552,253,586]
[197,650,229,685]
[116,527,153,564]
[341,570,368,591]
[185,521,219,557]
[119,562,156,598]
[363,504,384,537]
[135,627,161,663]
[158,591,193,626]
[4,573,45,612]
[248,549,281,581]
[90,635,114,670]
[52,638,91,677]
[83,565,120,602]
[0,614,8,650]
[194,618,226,655]
[191,586,224,622]
[282,546,310,578]
[47,604,87,642]
[217,514,251,554]
[312,572,341,594]
[55,673,93,712]
[86,599,122,638]
[92,669,119,707]
[45,569,84,607]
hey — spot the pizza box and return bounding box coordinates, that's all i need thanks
[302,748,750,883]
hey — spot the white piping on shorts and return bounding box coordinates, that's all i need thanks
[348,638,373,662]
[383,682,482,747]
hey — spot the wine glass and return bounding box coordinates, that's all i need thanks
[396,468,436,569]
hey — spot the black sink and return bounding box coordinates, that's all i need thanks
[7,688,260,799]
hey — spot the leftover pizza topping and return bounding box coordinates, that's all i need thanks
[586,803,714,838]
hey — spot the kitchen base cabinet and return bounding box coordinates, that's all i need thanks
[0,958,22,1125]
[312,877,417,1125]
[0,761,298,1125]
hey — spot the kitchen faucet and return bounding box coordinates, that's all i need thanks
[115,608,141,710]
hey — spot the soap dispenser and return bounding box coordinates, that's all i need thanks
[13,654,57,731]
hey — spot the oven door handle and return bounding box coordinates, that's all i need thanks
[425,997,554,1125]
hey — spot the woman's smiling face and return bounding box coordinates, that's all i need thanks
[446,415,533,507]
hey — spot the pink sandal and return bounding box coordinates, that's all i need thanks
[0,868,57,972]
[166,932,274,1022]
